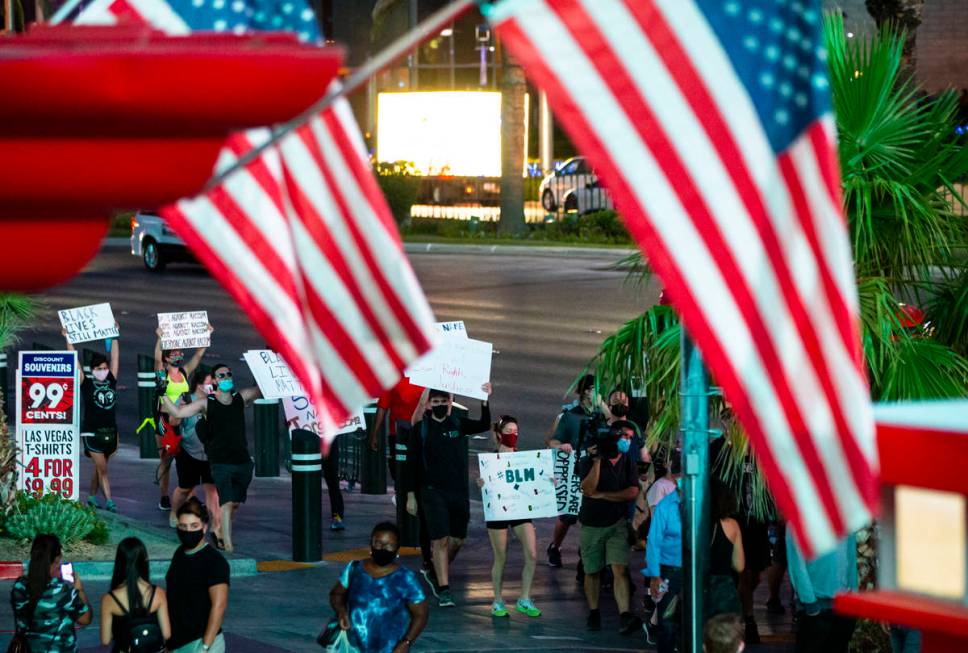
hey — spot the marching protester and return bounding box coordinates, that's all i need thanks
[329,521,428,653]
[479,415,541,618]
[64,325,120,512]
[154,324,213,512]
[169,369,222,539]
[161,362,261,553]
[644,452,684,652]
[578,423,641,635]
[11,534,93,653]
[100,537,170,653]
[708,481,745,618]
[166,498,230,653]
[546,374,602,569]
[405,384,492,608]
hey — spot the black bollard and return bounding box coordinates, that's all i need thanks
[137,354,159,458]
[291,429,322,562]
[253,399,280,477]
[393,424,420,548]
[361,402,387,495]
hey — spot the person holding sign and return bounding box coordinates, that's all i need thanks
[477,415,542,619]
[405,384,492,608]
[64,323,120,512]
[153,323,213,512]
[160,362,261,553]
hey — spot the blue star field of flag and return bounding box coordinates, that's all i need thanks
[167,0,320,42]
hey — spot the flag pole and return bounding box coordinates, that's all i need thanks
[203,0,476,191]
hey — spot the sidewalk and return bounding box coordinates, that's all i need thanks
[0,443,795,652]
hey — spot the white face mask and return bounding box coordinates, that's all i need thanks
[92,369,109,382]
[202,384,215,395]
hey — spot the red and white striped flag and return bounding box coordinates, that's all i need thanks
[161,93,437,443]
[488,0,877,556]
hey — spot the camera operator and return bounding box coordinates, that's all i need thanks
[578,424,642,635]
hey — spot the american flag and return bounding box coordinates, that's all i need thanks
[488,0,877,556]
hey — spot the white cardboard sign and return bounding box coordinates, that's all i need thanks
[407,337,492,400]
[405,321,468,378]
[58,303,118,344]
[282,395,365,438]
[553,449,583,516]
[479,450,557,521]
[244,350,305,399]
[157,311,210,350]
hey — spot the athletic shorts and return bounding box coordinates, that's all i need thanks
[211,460,254,506]
[579,519,630,574]
[739,517,771,574]
[82,428,118,458]
[422,486,470,540]
[175,451,215,490]
[558,513,579,526]
[486,518,532,531]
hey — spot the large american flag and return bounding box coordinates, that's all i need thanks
[74,0,437,443]
[488,0,877,556]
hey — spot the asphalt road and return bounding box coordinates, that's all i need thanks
[11,242,658,452]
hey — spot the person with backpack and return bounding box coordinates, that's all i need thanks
[100,537,170,653]
[154,323,213,512]
[166,498,230,653]
[11,534,93,653]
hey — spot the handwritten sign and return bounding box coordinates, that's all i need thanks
[282,395,365,438]
[480,450,557,521]
[157,311,210,350]
[405,321,468,378]
[407,337,492,400]
[58,303,118,344]
[244,350,305,399]
[553,449,583,516]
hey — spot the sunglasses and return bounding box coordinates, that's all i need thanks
[215,371,233,379]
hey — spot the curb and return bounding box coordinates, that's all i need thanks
[2,556,259,581]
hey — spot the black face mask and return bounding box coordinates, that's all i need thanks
[609,404,629,418]
[371,548,398,567]
[431,404,449,419]
[177,529,205,549]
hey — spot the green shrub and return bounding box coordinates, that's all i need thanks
[375,162,421,227]
[6,493,101,545]
[83,519,110,546]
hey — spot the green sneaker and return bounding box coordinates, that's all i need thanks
[105,500,117,513]
[86,496,100,509]
[491,601,509,617]
[516,598,541,617]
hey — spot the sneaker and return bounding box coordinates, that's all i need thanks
[619,612,643,636]
[158,496,171,511]
[586,610,601,631]
[330,516,346,531]
[105,500,117,513]
[547,543,562,568]
[491,600,509,617]
[766,597,786,615]
[515,598,541,618]
[642,619,656,646]
[420,566,440,599]
[437,589,456,608]
[86,496,100,509]
[745,615,761,645]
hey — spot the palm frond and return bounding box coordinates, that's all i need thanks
[879,336,968,400]
[0,294,40,350]
[925,267,968,357]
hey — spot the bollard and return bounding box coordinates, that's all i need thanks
[0,351,7,411]
[253,399,280,477]
[393,424,420,548]
[361,402,387,495]
[137,354,159,458]
[291,429,322,562]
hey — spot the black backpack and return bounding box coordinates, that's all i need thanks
[109,586,165,653]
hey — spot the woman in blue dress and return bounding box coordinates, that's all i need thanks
[330,522,428,653]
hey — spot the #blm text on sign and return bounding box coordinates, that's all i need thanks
[244,349,305,399]
[17,351,80,501]
[157,311,210,350]
[282,395,365,438]
[553,449,583,517]
[58,303,119,345]
[479,450,557,521]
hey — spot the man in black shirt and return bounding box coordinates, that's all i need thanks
[579,424,641,634]
[161,363,261,553]
[405,384,492,608]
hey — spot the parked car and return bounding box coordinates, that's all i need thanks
[538,156,611,213]
[561,178,614,214]
[130,212,193,272]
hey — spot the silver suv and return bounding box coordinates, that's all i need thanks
[130,212,193,272]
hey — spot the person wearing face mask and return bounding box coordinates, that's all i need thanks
[166,498,229,653]
[578,424,641,635]
[478,416,542,618]
[161,362,261,553]
[643,451,684,653]
[154,323,213,512]
[329,522,428,653]
[405,383,492,608]
[65,325,121,512]
[169,369,222,539]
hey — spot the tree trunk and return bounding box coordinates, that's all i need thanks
[499,57,527,237]
[865,0,924,72]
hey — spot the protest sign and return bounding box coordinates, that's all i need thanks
[17,351,80,501]
[553,449,583,516]
[479,450,557,521]
[407,337,492,400]
[405,321,468,378]
[282,395,365,438]
[244,350,305,399]
[58,303,118,344]
[157,311,210,350]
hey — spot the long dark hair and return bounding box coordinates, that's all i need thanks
[110,537,150,612]
[27,535,61,611]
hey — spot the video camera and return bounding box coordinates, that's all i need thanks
[579,413,620,458]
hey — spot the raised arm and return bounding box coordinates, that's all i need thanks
[410,387,430,425]
[109,327,120,378]
[161,395,207,419]
[240,386,263,406]
[62,329,82,382]
[153,327,164,371]
[184,323,214,376]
